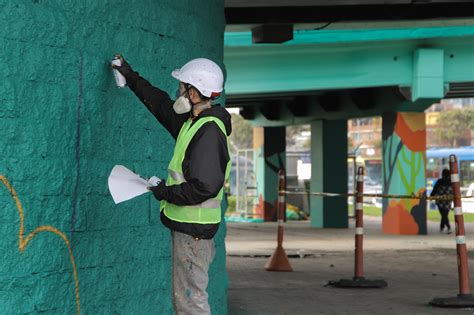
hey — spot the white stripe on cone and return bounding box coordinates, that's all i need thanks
[451,173,460,183]
[456,236,466,245]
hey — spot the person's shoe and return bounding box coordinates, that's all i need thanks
[447,228,452,234]
[440,228,444,233]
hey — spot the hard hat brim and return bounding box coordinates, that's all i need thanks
[171,69,181,81]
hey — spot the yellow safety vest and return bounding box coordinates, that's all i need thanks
[160,117,231,224]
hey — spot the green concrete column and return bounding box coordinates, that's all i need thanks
[253,127,286,221]
[310,120,348,228]
[0,1,227,313]
[382,112,427,235]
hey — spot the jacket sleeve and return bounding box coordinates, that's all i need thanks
[126,71,188,139]
[159,122,229,206]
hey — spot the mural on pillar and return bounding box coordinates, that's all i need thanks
[254,150,286,221]
[382,112,427,235]
[253,145,269,219]
[253,128,286,221]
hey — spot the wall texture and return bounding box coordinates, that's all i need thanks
[0,1,226,313]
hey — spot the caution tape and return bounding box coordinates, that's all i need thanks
[280,190,471,201]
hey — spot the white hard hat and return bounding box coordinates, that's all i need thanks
[171,58,224,98]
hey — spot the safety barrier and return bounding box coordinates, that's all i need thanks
[281,190,459,201]
[265,169,293,272]
[272,154,473,303]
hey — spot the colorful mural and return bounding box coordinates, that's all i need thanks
[253,127,286,221]
[382,112,427,235]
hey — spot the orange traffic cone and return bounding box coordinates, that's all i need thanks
[265,226,292,271]
[265,169,293,272]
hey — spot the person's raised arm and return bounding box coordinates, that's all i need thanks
[112,55,188,139]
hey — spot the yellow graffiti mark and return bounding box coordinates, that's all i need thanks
[0,175,80,314]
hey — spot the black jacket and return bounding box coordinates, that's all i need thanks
[126,71,231,239]
[431,177,453,209]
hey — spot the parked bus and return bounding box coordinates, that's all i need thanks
[426,147,474,189]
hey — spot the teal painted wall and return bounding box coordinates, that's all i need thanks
[0,1,226,314]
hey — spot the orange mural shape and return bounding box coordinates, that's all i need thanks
[382,199,419,235]
[253,194,277,222]
[394,113,426,152]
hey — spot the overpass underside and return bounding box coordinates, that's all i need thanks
[224,23,474,234]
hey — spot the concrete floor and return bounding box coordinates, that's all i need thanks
[226,217,474,315]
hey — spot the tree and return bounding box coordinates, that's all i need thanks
[229,113,253,152]
[434,109,474,147]
[286,125,310,149]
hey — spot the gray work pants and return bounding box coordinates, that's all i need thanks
[172,231,215,315]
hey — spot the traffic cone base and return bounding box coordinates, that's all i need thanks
[430,294,474,308]
[265,245,293,272]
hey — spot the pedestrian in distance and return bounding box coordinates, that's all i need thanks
[113,55,231,315]
[431,169,454,234]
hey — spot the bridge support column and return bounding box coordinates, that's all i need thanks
[310,120,348,228]
[253,127,286,221]
[382,112,427,235]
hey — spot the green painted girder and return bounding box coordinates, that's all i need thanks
[238,88,434,127]
[225,26,474,47]
[224,26,474,99]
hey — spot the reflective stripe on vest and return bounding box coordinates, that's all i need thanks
[169,169,186,183]
[160,116,231,224]
[168,169,222,209]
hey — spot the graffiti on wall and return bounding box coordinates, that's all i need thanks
[382,112,427,235]
[0,175,81,314]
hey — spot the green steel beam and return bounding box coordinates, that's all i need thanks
[224,26,474,98]
[239,88,435,127]
[225,26,474,46]
[412,49,444,101]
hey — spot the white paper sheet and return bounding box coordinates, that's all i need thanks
[108,165,152,204]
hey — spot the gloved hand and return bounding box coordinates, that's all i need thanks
[149,180,169,201]
[112,55,135,80]
[148,176,161,187]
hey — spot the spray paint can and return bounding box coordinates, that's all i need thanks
[111,56,127,88]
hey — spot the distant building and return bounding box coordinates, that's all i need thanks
[348,117,382,159]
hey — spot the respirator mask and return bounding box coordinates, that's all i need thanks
[173,84,193,114]
[173,96,192,114]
